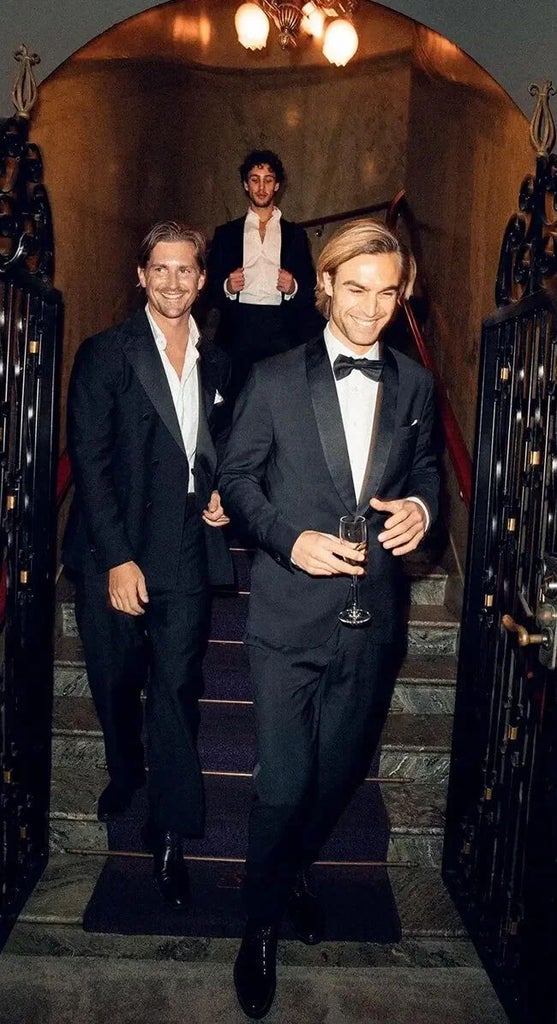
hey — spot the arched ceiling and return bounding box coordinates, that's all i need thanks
[1,0,556,116]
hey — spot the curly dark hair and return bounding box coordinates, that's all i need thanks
[239,149,285,186]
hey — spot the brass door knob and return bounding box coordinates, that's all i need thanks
[501,613,548,648]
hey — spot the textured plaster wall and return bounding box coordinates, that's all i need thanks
[32,53,413,449]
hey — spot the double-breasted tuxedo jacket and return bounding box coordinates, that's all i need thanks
[206,214,324,358]
[219,335,439,646]
[63,310,232,588]
[63,310,232,835]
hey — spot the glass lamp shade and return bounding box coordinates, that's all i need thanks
[322,18,359,66]
[235,3,270,50]
[301,4,326,38]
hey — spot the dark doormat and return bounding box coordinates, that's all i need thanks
[82,857,401,942]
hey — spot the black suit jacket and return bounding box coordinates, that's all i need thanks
[63,310,233,588]
[219,336,439,646]
[206,214,324,346]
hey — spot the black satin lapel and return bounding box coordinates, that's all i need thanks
[279,217,292,265]
[306,338,356,511]
[196,373,216,472]
[198,340,219,420]
[121,316,185,454]
[358,352,398,511]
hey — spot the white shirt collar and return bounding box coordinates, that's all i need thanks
[324,322,380,367]
[245,206,282,228]
[145,304,200,358]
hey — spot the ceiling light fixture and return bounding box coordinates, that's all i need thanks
[234,1,359,65]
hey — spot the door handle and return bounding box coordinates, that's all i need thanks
[501,614,549,648]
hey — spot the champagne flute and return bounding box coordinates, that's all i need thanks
[338,514,371,626]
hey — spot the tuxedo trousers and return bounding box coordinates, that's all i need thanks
[74,497,210,837]
[244,624,403,924]
[225,304,299,400]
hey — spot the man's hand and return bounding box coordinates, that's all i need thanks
[226,268,245,295]
[370,496,427,556]
[108,561,149,615]
[202,490,230,528]
[291,530,365,577]
[277,268,295,295]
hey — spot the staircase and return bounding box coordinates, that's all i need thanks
[0,546,509,1023]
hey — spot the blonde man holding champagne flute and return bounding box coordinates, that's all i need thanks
[219,217,439,1019]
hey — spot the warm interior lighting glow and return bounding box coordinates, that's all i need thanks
[301,3,326,38]
[235,2,270,50]
[322,18,359,66]
[171,15,212,46]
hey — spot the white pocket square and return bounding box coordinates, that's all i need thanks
[214,390,224,405]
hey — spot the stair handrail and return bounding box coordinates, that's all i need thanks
[385,190,472,508]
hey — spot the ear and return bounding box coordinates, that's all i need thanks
[198,271,206,292]
[137,266,146,289]
[273,181,280,193]
[243,180,249,193]
[323,271,334,298]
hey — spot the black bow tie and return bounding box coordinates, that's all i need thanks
[333,354,385,382]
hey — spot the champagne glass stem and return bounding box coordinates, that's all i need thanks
[350,575,359,611]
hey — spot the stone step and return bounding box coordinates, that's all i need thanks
[51,695,452,784]
[9,853,466,943]
[49,763,447,866]
[58,597,459,653]
[53,636,457,714]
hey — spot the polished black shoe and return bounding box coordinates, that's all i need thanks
[287,869,325,945]
[97,781,135,822]
[233,923,278,1019]
[152,831,190,911]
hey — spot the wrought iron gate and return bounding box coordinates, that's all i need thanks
[0,49,62,942]
[443,83,557,1024]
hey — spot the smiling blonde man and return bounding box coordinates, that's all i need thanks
[220,218,440,1018]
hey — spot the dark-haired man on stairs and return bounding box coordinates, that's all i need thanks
[220,217,439,1017]
[207,148,323,401]
[63,221,232,911]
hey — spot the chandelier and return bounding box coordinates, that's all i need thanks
[234,2,359,67]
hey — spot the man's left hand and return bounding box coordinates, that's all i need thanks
[370,496,426,556]
[202,490,230,528]
[277,269,295,295]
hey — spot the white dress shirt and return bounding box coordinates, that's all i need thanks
[146,306,199,493]
[225,207,296,305]
[325,324,430,527]
[325,325,379,501]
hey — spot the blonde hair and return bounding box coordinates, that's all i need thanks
[315,218,416,319]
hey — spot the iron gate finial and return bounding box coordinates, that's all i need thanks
[11,44,40,120]
[529,81,556,157]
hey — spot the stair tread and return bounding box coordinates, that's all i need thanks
[54,633,457,682]
[11,852,465,940]
[50,768,446,836]
[52,694,453,752]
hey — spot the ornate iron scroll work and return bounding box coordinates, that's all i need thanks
[0,45,54,281]
[0,47,62,941]
[445,84,557,1023]
[496,82,557,307]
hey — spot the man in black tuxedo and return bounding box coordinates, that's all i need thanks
[63,221,232,910]
[206,148,323,400]
[219,218,439,1017]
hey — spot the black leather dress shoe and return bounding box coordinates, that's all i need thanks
[233,923,278,1019]
[287,869,325,945]
[152,831,190,910]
